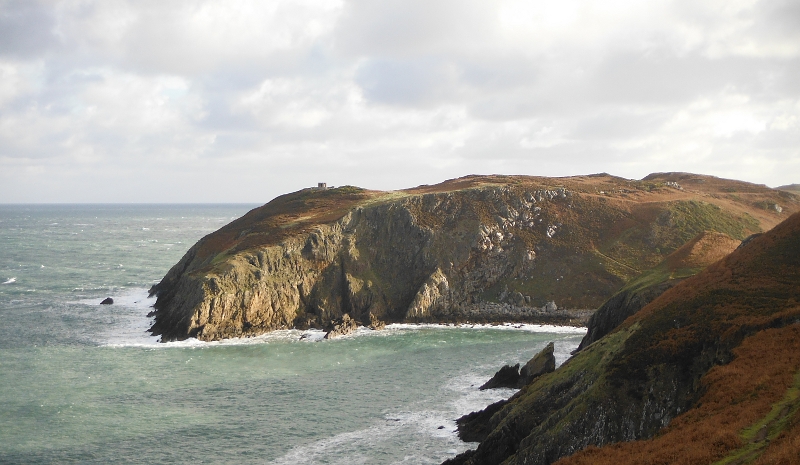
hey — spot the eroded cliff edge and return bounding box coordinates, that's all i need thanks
[148,173,796,342]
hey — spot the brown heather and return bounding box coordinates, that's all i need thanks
[556,324,800,465]
[553,212,800,465]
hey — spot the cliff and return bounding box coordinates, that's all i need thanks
[445,211,800,465]
[148,173,797,342]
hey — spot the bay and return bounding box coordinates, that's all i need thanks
[0,204,585,464]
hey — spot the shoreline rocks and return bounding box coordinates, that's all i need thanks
[478,342,556,390]
[324,313,359,339]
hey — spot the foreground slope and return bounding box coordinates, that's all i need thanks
[148,173,796,341]
[446,212,800,465]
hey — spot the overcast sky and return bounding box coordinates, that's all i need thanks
[1,0,798,203]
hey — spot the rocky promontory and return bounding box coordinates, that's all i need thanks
[148,173,796,342]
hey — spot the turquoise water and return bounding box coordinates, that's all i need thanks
[0,205,585,464]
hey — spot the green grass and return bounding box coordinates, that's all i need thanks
[714,369,800,465]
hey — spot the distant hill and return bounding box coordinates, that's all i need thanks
[148,172,799,342]
[777,183,800,193]
[446,211,800,465]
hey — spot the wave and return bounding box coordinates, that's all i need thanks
[2,277,16,284]
[267,358,526,465]
[385,322,587,334]
[108,322,584,351]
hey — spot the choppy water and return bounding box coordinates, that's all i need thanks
[0,204,585,464]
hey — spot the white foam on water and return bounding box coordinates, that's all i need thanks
[267,409,470,465]
[70,287,161,347]
[105,320,585,349]
[266,335,583,465]
[2,277,16,284]
[385,322,586,335]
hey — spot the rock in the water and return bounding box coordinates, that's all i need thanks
[100,297,114,305]
[455,398,509,442]
[479,364,521,390]
[324,313,359,339]
[368,312,386,330]
[478,342,555,391]
[519,341,555,385]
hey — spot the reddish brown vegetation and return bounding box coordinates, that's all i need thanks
[665,230,741,270]
[553,212,800,464]
[193,187,375,266]
[754,409,800,465]
[556,324,800,465]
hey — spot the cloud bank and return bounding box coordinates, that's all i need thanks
[0,0,798,202]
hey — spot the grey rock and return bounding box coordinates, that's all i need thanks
[519,342,555,385]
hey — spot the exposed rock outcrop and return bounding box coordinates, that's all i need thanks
[100,297,113,305]
[367,312,386,330]
[479,364,521,390]
[519,341,555,385]
[576,281,677,352]
[324,313,358,339]
[479,342,556,390]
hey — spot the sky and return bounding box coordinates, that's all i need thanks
[0,0,798,203]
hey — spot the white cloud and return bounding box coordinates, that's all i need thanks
[0,0,799,202]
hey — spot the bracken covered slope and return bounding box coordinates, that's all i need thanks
[445,211,800,465]
[148,173,796,342]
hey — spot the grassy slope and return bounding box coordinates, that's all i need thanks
[553,212,800,464]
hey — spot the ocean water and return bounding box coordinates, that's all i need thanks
[0,204,586,464]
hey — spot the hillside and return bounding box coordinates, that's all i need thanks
[148,173,797,342]
[576,230,742,351]
[445,212,800,465]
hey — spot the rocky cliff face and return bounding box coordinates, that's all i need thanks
[148,173,796,342]
[445,212,800,465]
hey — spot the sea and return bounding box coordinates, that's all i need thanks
[0,204,586,464]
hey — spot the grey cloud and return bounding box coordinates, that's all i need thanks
[335,0,490,56]
[355,58,460,106]
[588,52,765,104]
[756,0,800,39]
[0,0,58,57]
[568,110,672,141]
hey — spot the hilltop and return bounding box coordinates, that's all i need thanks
[148,173,797,342]
[446,210,800,465]
[777,184,800,194]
